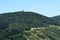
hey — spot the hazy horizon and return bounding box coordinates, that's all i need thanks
[0,0,60,17]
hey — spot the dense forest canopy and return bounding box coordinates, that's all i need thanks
[0,11,60,40]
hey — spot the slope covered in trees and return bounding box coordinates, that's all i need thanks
[52,15,60,21]
[0,11,60,29]
[0,11,60,40]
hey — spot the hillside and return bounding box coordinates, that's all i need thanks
[52,15,60,22]
[0,11,60,40]
[0,11,60,29]
[24,26,60,40]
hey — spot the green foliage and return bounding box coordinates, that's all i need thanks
[52,15,60,21]
[0,11,60,40]
[25,26,60,40]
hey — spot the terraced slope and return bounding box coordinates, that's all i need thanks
[24,26,60,40]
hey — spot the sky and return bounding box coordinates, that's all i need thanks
[0,0,60,17]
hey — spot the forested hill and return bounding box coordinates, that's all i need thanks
[52,15,60,22]
[0,11,60,29]
[0,11,60,40]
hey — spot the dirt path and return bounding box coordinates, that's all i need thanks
[31,34,43,40]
